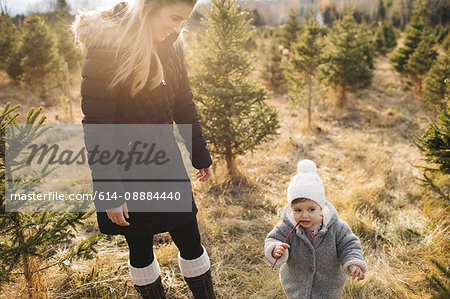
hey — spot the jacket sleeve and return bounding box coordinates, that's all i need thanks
[264,221,290,266]
[335,220,367,275]
[172,46,212,170]
[81,49,126,210]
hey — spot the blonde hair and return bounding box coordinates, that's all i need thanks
[74,0,196,97]
[115,0,196,96]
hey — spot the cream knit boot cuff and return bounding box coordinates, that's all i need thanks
[128,258,161,286]
[178,245,210,278]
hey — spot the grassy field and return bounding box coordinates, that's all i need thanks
[0,43,448,298]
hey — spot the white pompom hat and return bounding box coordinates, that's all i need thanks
[287,159,326,209]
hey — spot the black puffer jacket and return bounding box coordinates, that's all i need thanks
[73,4,212,236]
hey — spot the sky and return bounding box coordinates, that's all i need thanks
[5,0,127,16]
[4,0,210,16]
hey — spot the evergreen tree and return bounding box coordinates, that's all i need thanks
[424,54,450,109]
[20,14,63,86]
[0,15,17,70]
[359,24,375,70]
[280,9,302,50]
[374,25,387,55]
[406,32,438,92]
[320,14,373,108]
[322,3,339,27]
[415,106,450,201]
[382,22,397,49]
[286,14,324,127]
[56,0,70,18]
[263,37,286,92]
[390,4,428,74]
[5,45,24,81]
[0,103,102,297]
[376,0,386,22]
[54,15,82,70]
[190,0,279,178]
[432,24,449,45]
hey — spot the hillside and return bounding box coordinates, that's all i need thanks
[1,50,445,298]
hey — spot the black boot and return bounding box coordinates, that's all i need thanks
[133,276,167,299]
[184,269,216,299]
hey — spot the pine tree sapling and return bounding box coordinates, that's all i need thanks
[424,54,450,109]
[280,9,302,51]
[321,14,373,108]
[263,37,286,92]
[54,15,83,70]
[415,108,450,175]
[286,14,324,127]
[190,0,279,178]
[0,15,17,70]
[414,102,450,204]
[405,31,438,92]
[20,14,63,86]
[374,26,387,55]
[382,22,397,50]
[390,4,428,74]
[0,104,102,296]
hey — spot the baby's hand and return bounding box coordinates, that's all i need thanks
[349,265,365,281]
[272,243,290,258]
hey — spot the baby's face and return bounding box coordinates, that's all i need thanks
[291,199,323,229]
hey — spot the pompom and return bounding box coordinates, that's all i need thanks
[297,159,317,174]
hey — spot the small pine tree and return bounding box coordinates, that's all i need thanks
[322,3,339,27]
[416,107,450,176]
[20,14,63,86]
[262,37,286,92]
[5,44,24,81]
[286,14,324,127]
[54,15,83,70]
[0,103,102,297]
[321,14,373,108]
[382,22,397,50]
[280,9,302,50]
[405,32,438,92]
[432,24,449,45]
[390,4,428,74]
[424,54,450,109]
[0,15,17,70]
[190,0,279,179]
[374,25,387,55]
[56,0,71,18]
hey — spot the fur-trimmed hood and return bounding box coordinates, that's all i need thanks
[72,2,182,55]
[72,2,128,50]
[280,200,339,231]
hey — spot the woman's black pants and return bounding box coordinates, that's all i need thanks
[125,218,204,268]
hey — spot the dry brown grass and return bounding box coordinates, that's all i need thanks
[1,41,448,299]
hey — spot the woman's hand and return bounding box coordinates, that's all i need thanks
[349,265,365,281]
[196,167,212,182]
[272,243,290,258]
[106,202,130,226]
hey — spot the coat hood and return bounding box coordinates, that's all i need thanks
[72,2,128,50]
[72,2,181,51]
[280,200,339,230]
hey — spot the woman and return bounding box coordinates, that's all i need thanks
[72,1,215,298]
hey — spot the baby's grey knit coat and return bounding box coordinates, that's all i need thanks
[264,201,367,299]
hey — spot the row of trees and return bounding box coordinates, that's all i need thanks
[390,4,449,109]
[0,7,81,87]
[264,10,379,127]
[263,2,448,128]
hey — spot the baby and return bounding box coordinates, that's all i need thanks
[264,159,366,299]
